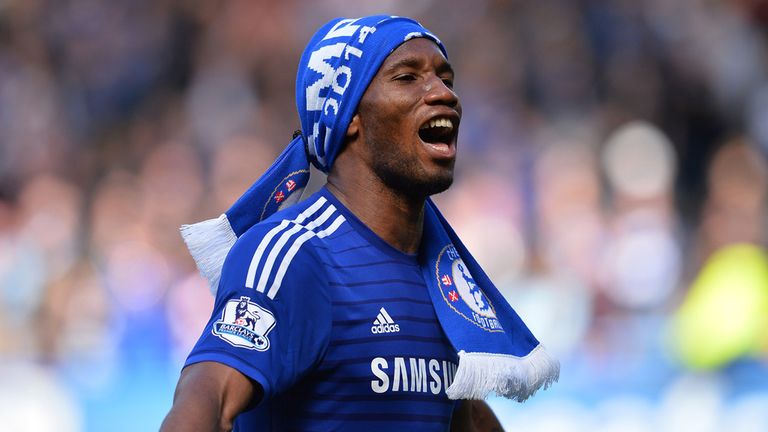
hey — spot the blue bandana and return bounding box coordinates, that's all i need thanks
[181,15,558,401]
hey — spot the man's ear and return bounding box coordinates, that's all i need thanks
[346,113,360,139]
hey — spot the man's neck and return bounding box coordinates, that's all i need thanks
[326,175,425,255]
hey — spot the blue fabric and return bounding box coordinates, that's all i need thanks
[225,137,309,236]
[296,16,444,170]
[186,202,332,398]
[421,200,541,357]
[187,190,459,431]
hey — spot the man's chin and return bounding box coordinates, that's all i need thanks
[387,174,453,199]
[420,175,453,197]
[372,158,454,199]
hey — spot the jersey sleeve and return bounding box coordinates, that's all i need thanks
[184,221,332,400]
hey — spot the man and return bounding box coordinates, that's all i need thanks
[162,15,557,432]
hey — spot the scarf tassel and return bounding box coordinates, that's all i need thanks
[446,345,560,401]
[180,214,237,295]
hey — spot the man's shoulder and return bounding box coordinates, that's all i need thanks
[233,189,340,256]
[220,190,349,294]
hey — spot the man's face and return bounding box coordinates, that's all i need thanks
[354,38,461,198]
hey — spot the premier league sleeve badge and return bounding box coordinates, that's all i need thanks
[213,296,277,351]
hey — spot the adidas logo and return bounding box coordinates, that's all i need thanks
[371,307,400,334]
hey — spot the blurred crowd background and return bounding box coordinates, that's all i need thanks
[1,0,767,431]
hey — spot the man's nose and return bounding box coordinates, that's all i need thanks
[424,75,459,108]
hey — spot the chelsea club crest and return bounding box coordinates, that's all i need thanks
[435,245,504,332]
[213,296,276,351]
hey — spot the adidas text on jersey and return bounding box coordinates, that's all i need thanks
[371,307,400,334]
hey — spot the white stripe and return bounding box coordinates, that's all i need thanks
[316,214,346,239]
[322,125,333,163]
[245,197,327,288]
[245,219,289,288]
[375,314,385,325]
[265,214,346,299]
[257,206,338,295]
[380,307,395,324]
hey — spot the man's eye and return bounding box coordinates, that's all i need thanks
[394,74,417,81]
[442,78,454,89]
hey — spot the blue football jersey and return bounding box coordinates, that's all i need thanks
[185,187,459,431]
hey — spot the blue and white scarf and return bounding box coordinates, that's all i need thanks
[181,15,558,401]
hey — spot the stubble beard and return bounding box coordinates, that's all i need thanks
[367,136,454,200]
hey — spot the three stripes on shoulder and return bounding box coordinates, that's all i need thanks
[245,196,346,299]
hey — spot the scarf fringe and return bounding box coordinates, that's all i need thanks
[446,344,560,401]
[180,214,237,295]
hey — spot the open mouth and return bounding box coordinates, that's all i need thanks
[418,117,456,145]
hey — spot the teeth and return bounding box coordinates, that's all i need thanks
[420,117,454,130]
